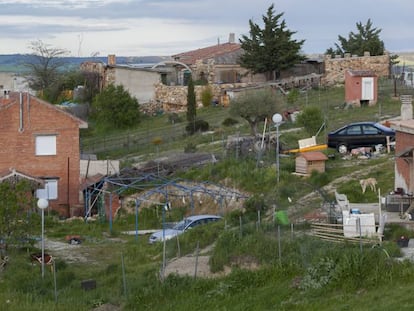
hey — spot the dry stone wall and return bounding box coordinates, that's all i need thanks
[154,83,225,112]
[322,53,390,86]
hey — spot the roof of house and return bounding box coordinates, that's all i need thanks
[80,173,105,191]
[172,42,242,66]
[0,91,88,129]
[347,70,377,77]
[298,151,328,161]
[390,119,414,134]
[0,168,44,187]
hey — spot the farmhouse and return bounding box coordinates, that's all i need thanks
[0,91,87,217]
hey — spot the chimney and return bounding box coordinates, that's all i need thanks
[228,33,235,44]
[108,54,116,66]
[400,95,413,120]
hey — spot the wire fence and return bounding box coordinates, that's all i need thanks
[80,78,414,157]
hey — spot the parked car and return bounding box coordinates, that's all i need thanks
[148,214,222,244]
[327,122,395,154]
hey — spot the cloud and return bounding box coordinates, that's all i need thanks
[0,0,413,56]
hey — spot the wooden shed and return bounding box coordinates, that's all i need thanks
[345,70,378,107]
[295,151,328,176]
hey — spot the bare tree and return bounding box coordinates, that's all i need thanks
[23,40,69,97]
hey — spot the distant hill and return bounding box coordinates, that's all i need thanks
[396,51,414,67]
[0,54,171,72]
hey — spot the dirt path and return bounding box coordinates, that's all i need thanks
[298,159,389,205]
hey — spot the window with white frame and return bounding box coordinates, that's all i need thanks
[36,179,58,200]
[35,135,56,156]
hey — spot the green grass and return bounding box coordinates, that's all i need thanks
[1,208,414,310]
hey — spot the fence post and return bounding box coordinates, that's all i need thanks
[239,215,242,238]
[278,225,282,264]
[194,241,200,279]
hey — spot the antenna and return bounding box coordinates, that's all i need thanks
[77,33,83,57]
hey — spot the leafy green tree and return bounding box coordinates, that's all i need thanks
[186,76,196,122]
[326,19,385,57]
[238,4,305,80]
[0,180,34,241]
[23,40,69,101]
[92,84,140,130]
[229,89,281,136]
[296,106,324,137]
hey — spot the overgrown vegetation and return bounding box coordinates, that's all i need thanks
[3,79,414,310]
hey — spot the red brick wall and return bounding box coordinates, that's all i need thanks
[0,93,83,217]
[345,71,361,102]
[345,71,378,105]
[394,131,414,192]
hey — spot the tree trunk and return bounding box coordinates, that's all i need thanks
[248,120,258,136]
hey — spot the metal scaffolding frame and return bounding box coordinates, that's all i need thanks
[84,173,248,226]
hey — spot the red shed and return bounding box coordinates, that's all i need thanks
[345,70,378,107]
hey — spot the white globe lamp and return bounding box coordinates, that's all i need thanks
[272,113,283,183]
[37,198,49,278]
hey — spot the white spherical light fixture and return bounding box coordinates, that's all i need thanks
[37,198,49,210]
[272,113,283,124]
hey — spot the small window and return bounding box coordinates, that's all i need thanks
[36,135,56,156]
[36,179,58,200]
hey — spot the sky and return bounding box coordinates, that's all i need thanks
[0,0,413,57]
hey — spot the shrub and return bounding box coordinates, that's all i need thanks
[286,88,300,105]
[168,113,183,124]
[296,105,324,137]
[185,119,209,135]
[201,85,214,107]
[222,117,239,127]
[184,142,197,153]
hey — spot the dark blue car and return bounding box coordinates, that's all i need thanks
[327,122,395,154]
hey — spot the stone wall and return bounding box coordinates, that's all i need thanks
[322,53,390,86]
[153,83,247,112]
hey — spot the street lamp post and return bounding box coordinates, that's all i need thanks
[272,113,283,183]
[37,198,48,278]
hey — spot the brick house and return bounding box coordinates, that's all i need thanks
[0,91,88,217]
[390,119,414,194]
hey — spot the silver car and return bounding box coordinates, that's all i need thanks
[148,214,222,244]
